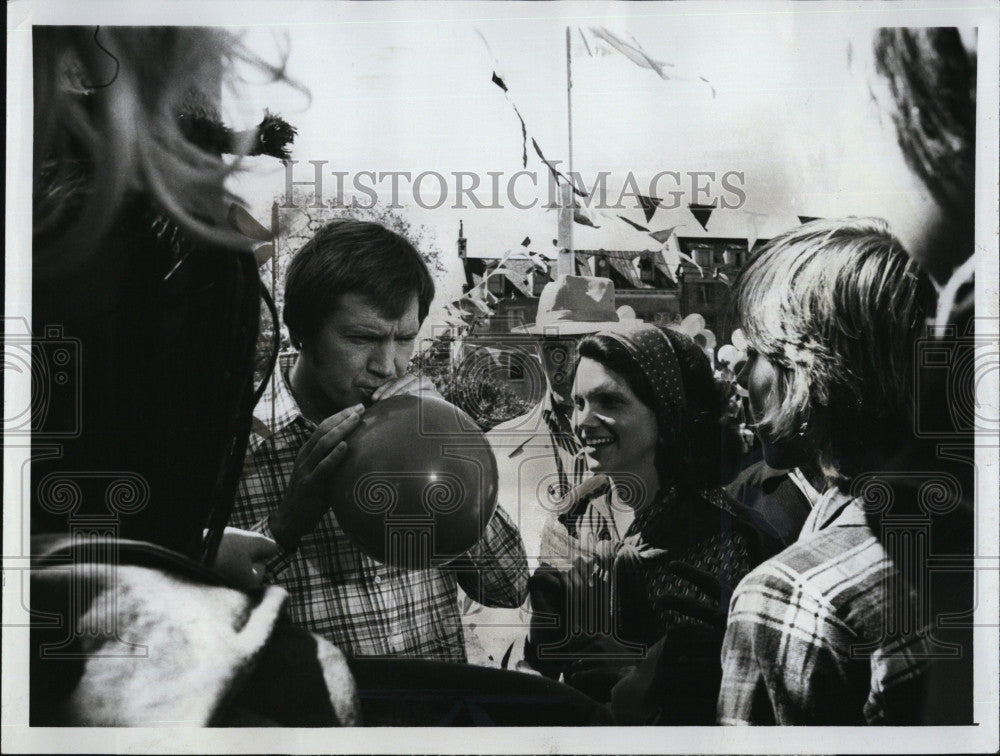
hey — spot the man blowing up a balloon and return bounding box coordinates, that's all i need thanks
[229,218,529,663]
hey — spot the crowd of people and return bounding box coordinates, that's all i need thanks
[27,24,978,729]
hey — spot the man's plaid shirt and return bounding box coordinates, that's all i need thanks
[230,368,528,663]
[718,488,935,724]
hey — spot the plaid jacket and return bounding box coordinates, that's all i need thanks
[229,368,528,663]
[718,488,934,724]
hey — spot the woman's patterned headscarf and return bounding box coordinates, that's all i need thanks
[597,321,688,458]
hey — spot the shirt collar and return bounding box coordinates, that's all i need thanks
[541,391,572,427]
[798,487,866,537]
[787,467,825,508]
[249,362,314,452]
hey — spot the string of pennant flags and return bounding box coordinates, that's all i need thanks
[477,26,821,283]
[355,28,826,333]
[479,26,720,263]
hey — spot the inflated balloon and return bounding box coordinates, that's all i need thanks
[730,328,747,351]
[698,328,716,352]
[615,305,638,322]
[679,313,706,336]
[328,393,499,569]
[717,344,742,368]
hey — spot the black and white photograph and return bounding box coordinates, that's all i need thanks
[4,1,999,753]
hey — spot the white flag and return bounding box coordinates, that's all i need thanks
[578,26,671,78]
[576,26,716,96]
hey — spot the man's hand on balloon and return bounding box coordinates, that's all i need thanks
[371,373,442,403]
[269,403,364,550]
[212,527,279,591]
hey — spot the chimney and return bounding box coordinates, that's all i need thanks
[457,220,467,260]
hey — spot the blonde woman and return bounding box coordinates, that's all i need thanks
[716,218,968,725]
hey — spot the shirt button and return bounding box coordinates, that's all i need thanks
[374,575,382,585]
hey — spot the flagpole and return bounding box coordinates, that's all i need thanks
[270,200,279,435]
[567,25,573,199]
[559,25,575,276]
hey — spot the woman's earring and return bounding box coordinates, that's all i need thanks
[796,421,809,438]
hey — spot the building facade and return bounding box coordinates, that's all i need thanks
[455,223,764,408]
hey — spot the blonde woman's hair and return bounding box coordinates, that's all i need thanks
[733,217,934,480]
[33,26,294,274]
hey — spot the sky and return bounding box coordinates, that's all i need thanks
[217,4,972,309]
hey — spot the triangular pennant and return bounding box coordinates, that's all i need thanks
[678,250,704,277]
[649,224,681,244]
[511,102,528,169]
[463,292,492,315]
[502,270,532,297]
[798,215,820,225]
[490,71,508,93]
[618,215,649,233]
[658,248,679,282]
[637,195,661,223]
[478,30,528,169]
[527,251,549,275]
[532,138,588,198]
[572,195,603,229]
[689,203,716,231]
[521,236,531,247]
[660,246,680,266]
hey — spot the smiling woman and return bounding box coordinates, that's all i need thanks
[525,321,776,723]
[572,356,659,490]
